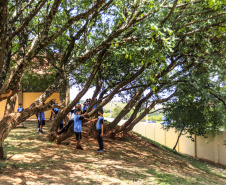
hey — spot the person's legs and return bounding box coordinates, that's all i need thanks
[39,125,43,133]
[75,132,83,150]
[76,141,80,148]
[37,121,40,132]
[97,129,103,151]
[99,130,103,150]
[39,120,45,133]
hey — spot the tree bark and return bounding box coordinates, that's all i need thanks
[87,63,150,118]
[106,87,147,132]
[54,73,69,131]
[112,92,176,138]
[0,144,4,159]
[56,123,74,144]
[173,129,183,150]
[49,49,107,142]
[0,99,58,159]
[0,0,8,88]
[4,94,17,115]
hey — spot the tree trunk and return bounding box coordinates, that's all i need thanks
[56,123,74,144]
[105,88,146,132]
[49,49,106,142]
[0,115,18,159]
[111,92,175,138]
[87,64,150,118]
[87,73,102,112]
[173,129,183,150]
[0,144,4,159]
[4,94,17,115]
[0,1,8,87]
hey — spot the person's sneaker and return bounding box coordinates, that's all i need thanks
[39,130,44,134]
[97,150,104,153]
[77,145,83,150]
[37,129,40,132]
[96,149,101,152]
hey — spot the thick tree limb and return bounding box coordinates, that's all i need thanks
[10,0,35,23]
[161,0,179,25]
[8,0,48,41]
[176,12,226,30]
[0,0,8,81]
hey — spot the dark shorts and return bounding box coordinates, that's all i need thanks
[75,132,82,141]
[40,120,45,126]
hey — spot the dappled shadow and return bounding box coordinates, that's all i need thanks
[0,121,225,184]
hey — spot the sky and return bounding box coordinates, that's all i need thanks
[69,85,121,102]
[69,86,95,102]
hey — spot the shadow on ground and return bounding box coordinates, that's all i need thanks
[0,121,225,185]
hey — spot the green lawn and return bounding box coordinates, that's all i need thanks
[0,121,225,185]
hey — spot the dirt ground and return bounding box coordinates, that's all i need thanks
[0,121,226,185]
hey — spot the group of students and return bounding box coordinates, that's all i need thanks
[18,103,46,134]
[17,99,104,152]
[71,98,97,116]
[73,106,104,152]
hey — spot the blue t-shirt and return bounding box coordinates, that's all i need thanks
[74,115,84,132]
[93,104,97,109]
[18,107,24,112]
[83,105,88,111]
[53,108,59,114]
[38,112,45,121]
[96,117,104,130]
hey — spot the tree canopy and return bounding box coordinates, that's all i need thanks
[0,0,225,152]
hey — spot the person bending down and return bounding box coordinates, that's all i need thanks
[74,108,93,150]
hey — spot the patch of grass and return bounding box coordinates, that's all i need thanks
[133,132,184,156]
[191,160,226,180]
[147,168,191,185]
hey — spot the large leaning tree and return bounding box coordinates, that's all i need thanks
[0,0,111,158]
[49,0,226,143]
[0,0,225,156]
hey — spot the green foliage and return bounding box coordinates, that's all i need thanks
[103,113,110,117]
[163,74,226,137]
[148,115,162,122]
[111,106,134,119]
[21,72,57,92]
[5,0,226,137]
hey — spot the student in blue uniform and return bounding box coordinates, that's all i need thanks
[18,103,24,127]
[53,108,64,129]
[82,102,88,114]
[93,98,98,109]
[74,108,93,150]
[52,108,58,117]
[38,112,45,134]
[92,109,104,152]
[17,103,24,113]
[36,113,40,132]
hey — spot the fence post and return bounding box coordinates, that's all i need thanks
[195,135,197,158]
[164,128,166,146]
[214,135,219,163]
[177,131,180,152]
